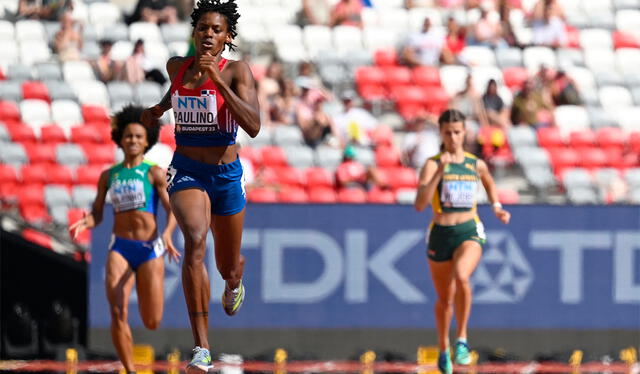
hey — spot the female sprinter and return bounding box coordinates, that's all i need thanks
[414,109,510,374]
[70,105,179,374]
[140,0,260,372]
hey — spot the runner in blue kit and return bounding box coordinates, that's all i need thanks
[140,0,260,372]
[70,105,180,374]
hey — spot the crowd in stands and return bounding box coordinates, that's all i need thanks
[1,0,640,245]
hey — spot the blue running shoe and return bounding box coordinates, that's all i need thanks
[186,346,213,374]
[454,340,471,365]
[222,280,245,316]
[438,350,452,374]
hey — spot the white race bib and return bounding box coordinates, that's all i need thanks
[441,180,476,208]
[172,93,219,133]
[109,179,146,212]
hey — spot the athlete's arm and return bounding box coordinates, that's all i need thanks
[414,158,445,211]
[140,56,184,126]
[150,165,180,262]
[69,169,109,238]
[478,159,510,224]
[201,56,260,137]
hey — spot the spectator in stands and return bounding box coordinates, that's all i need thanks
[482,79,511,129]
[470,7,506,48]
[405,0,435,8]
[127,0,178,25]
[333,90,377,146]
[296,81,338,148]
[295,61,330,97]
[401,17,445,67]
[120,39,167,85]
[531,0,564,21]
[450,74,489,127]
[532,64,554,107]
[92,39,122,83]
[258,60,286,126]
[54,11,83,62]
[329,0,364,28]
[441,17,466,65]
[298,0,331,26]
[336,144,388,190]
[551,70,582,106]
[402,116,441,169]
[510,79,554,127]
[16,0,72,21]
[532,3,567,47]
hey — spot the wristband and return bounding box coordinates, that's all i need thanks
[492,202,503,209]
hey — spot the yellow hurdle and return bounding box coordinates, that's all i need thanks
[620,346,638,374]
[133,344,155,374]
[65,348,78,374]
[274,348,287,374]
[569,349,583,374]
[167,348,180,374]
[360,350,376,374]
[417,346,440,374]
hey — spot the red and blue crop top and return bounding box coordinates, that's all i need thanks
[169,57,239,147]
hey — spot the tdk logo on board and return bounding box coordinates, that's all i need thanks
[473,231,533,303]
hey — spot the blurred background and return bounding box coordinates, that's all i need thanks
[0,0,639,369]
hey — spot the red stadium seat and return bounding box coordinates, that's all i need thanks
[0,182,19,205]
[0,101,21,122]
[305,167,334,188]
[396,101,425,121]
[21,164,49,185]
[81,105,109,124]
[84,144,115,165]
[369,125,394,146]
[75,164,104,185]
[375,145,402,167]
[537,127,564,148]
[382,66,412,87]
[423,86,449,114]
[548,147,579,174]
[272,166,306,187]
[578,147,607,169]
[22,228,53,248]
[383,167,418,190]
[355,66,386,86]
[503,67,529,91]
[18,183,45,206]
[391,85,425,106]
[565,26,580,48]
[278,186,308,203]
[248,187,278,203]
[374,48,398,67]
[498,188,520,204]
[159,124,175,147]
[22,81,50,102]
[336,161,367,187]
[48,164,74,186]
[20,204,51,224]
[630,132,640,154]
[24,142,57,164]
[71,125,102,144]
[40,124,68,144]
[239,145,260,166]
[358,83,387,101]
[307,186,337,203]
[67,208,91,245]
[412,66,441,87]
[7,123,37,144]
[367,187,395,203]
[596,127,626,150]
[613,31,640,49]
[0,164,19,184]
[602,147,624,169]
[261,146,288,167]
[569,129,596,148]
[337,187,367,203]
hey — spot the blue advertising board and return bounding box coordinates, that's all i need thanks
[90,205,640,329]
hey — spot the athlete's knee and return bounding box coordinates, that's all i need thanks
[142,315,161,330]
[110,304,128,322]
[436,294,454,308]
[217,255,244,280]
[454,273,472,285]
[182,227,208,251]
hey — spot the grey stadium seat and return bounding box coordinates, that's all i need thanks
[107,81,134,104]
[134,82,162,107]
[523,166,556,190]
[567,187,598,205]
[72,185,97,209]
[273,125,304,146]
[246,126,272,148]
[496,48,522,68]
[315,145,343,171]
[594,168,620,187]
[50,205,70,226]
[0,125,9,142]
[103,23,129,42]
[45,185,72,208]
[514,146,550,168]
[0,143,28,167]
[556,48,584,68]
[46,81,77,101]
[631,87,640,106]
[7,64,32,81]
[0,81,23,102]
[283,145,314,168]
[353,145,375,166]
[319,64,348,89]
[587,106,618,128]
[56,143,86,167]
[595,71,624,87]
[35,62,62,81]
[562,168,594,190]
[161,23,190,43]
[508,126,538,149]
[82,41,101,60]
[629,187,640,204]
[624,168,640,188]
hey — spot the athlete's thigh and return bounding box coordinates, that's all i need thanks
[428,258,455,300]
[452,241,483,281]
[135,256,165,320]
[170,188,212,240]
[211,208,245,267]
[105,250,135,309]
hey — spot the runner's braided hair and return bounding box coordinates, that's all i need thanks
[191,0,240,52]
[111,105,159,153]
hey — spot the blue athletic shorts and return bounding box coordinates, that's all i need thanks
[166,152,246,216]
[109,235,165,271]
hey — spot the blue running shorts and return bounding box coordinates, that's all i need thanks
[166,152,246,216]
[109,235,165,271]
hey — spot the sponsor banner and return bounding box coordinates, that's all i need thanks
[90,205,640,329]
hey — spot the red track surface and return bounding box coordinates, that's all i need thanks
[0,360,638,373]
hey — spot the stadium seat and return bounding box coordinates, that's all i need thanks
[0,164,19,184]
[412,66,441,87]
[56,143,87,167]
[24,142,56,164]
[615,9,640,32]
[503,67,529,91]
[51,99,83,128]
[554,105,590,136]
[384,167,418,190]
[374,48,398,67]
[82,144,115,165]
[63,61,95,82]
[307,186,337,203]
[21,81,49,102]
[375,145,402,167]
[616,107,640,132]
[248,187,278,203]
[367,187,395,204]
[495,47,523,68]
[523,165,556,190]
[596,127,626,150]
[0,143,28,166]
[629,132,640,153]
[88,2,121,27]
[562,168,594,189]
[337,187,367,203]
[523,46,557,72]
[20,99,51,131]
[45,81,77,102]
[0,20,15,41]
[15,20,46,42]
[71,185,97,209]
[129,21,162,43]
[315,146,343,171]
[460,46,496,67]
[569,129,596,148]
[261,146,288,167]
[283,145,314,169]
[357,83,387,101]
[0,182,20,205]
[508,126,538,148]
[356,66,386,87]
[616,48,640,76]
[579,28,613,50]
[71,81,109,108]
[537,127,564,148]
[439,65,469,96]
[363,27,400,52]
[549,147,580,174]
[624,168,640,188]
[160,22,190,43]
[369,125,394,147]
[332,26,363,52]
[21,163,49,185]
[40,124,67,144]
[7,64,33,81]
[585,48,616,73]
[107,81,134,104]
[577,147,608,169]
[277,186,308,203]
[75,164,103,186]
[81,104,109,124]
[7,124,37,144]
[273,125,304,146]
[0,100,20,122]
[20,202,51,225]
[303,25,333,58]
[71,125,102,144]
[383,66,412,87]
[44,185,72,208]
[305,167,335,188]
[134,81,162,107]
[423,86,449,114]
[599,86,633,110]
[0,80,23,102]
[612,31,640,49]
[514,146,551,169]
